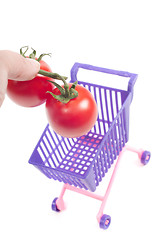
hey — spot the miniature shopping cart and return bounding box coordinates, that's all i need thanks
[29,63,151,230]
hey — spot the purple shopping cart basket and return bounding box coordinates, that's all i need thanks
[29,63,137,192]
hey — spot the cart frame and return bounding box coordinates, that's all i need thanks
[29,63,151,230]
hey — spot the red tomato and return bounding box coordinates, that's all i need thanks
[46,84,98,138]
[7,59,54,107]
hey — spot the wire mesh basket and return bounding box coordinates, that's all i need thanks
[29,63,137,192]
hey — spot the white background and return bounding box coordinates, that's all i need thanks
[0,0,158,239]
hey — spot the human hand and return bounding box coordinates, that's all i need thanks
[0,50,40,107]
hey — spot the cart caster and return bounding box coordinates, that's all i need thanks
[99,214,111,230]
[51,198,60,212]
[141,151,151,165]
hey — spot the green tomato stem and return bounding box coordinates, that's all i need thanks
[39,69,79,103]
[38,69,68,82]
[20,46,77,103]
[39,69,70,99]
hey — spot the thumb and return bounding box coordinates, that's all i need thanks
[7,52,40,81]
[0,69,8,107]
[0,50,40,107]
[14,57,41,81]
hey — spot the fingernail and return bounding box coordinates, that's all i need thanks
[27,58,40,73]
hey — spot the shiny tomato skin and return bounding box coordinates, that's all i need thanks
[7,59,54,107]
[46,84,98,138]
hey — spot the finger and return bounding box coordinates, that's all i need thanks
[0,69,8,107]
[0,50,40,81]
